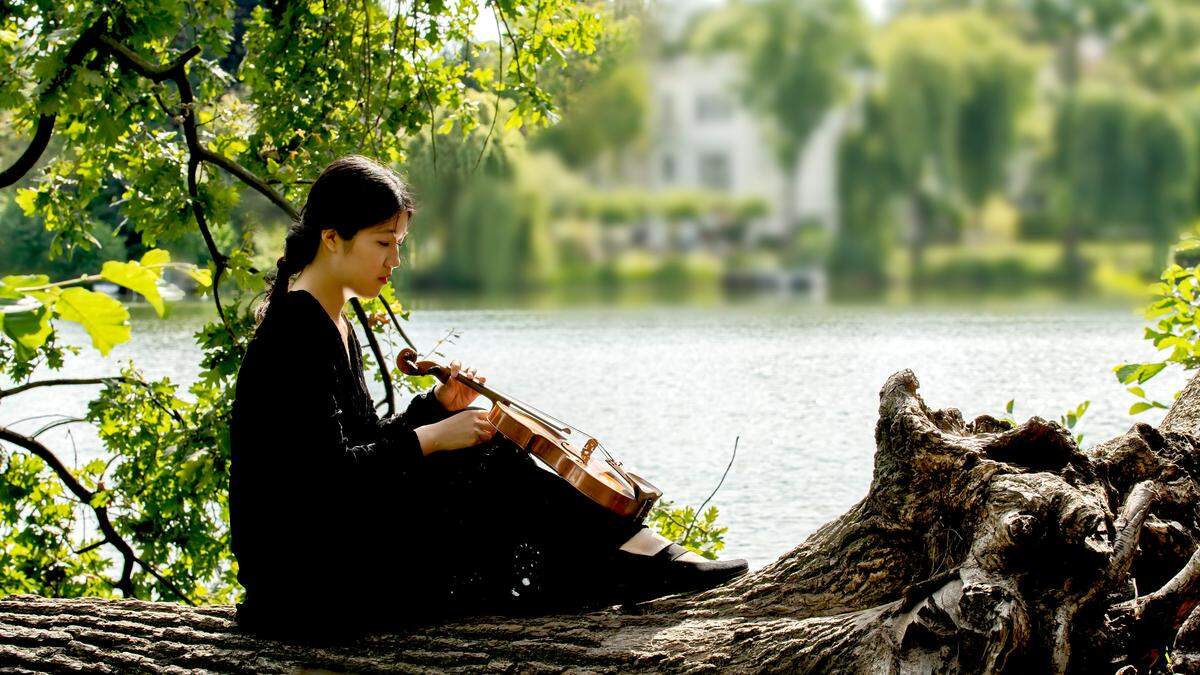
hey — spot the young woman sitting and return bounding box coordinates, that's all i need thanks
[228,155,748,638]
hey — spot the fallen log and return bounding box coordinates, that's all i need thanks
[4,368,1200,673]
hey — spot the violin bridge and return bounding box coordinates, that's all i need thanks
[581,438,598,463]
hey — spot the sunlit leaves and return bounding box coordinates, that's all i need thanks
[101,260,164,316]
[0,250,206,364]
[645,498,727,560]
[1115,230,1200,414]
[53,288,131,356]
[0,450,112,597]
[1,304,52,361]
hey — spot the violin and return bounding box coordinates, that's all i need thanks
[397,348,662,522]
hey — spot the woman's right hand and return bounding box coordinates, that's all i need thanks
[415,410,496,455]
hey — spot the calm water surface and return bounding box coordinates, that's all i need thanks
[2,297,1185,571]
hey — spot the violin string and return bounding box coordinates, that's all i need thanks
[407,337,641,497]
[479,376,618,462]
[478,379,574,435]
[460,366,637,493]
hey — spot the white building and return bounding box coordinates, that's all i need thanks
[625,51,851,248]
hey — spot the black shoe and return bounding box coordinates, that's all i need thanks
[608,541,749,604]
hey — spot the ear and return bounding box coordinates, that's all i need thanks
[320,228,340,254]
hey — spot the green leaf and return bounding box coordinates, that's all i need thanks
[14,188,37,216]
[0,274,50,299]
[1127,386,1146,398]
[1005,399,1014,414]
[2,304,52,360]
[101,260,164,317]
[54,287,131,355]
[139,248,171,268]
[186,266,213,288]
[1137,362,1168,383]
[1130,402,1154,415]
[1115,363,1142,384]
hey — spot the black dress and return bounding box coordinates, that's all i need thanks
[229,289,642,636]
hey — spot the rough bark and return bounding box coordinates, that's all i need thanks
[5,368,1200,673]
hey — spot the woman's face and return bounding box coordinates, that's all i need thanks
[332,211,409,299]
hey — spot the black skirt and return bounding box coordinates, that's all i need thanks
[413,437,646,617]
[234,438,646,639]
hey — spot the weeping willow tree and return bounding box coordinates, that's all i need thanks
[868,10,1039,285]
[1050,84,1196,270]
[401,99,560,293]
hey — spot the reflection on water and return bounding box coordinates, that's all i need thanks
[2,294,1184,571]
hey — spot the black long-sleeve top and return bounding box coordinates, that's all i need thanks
[229,288,453,630]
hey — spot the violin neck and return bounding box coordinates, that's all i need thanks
[432,365,570,435]
[457,372,506,406]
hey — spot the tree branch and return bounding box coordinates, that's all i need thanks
[0,376,131,399]
[0,14,110,188]
[1,375,186,427]
[1112,547,1200,629]
[0,425,194,604]
[349,297,397,416]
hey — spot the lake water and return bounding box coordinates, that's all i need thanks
[2,296,1187,571]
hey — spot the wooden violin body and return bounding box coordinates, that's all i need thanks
[397,348,662,522]
[487,401,661,521]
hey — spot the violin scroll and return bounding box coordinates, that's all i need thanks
[397,347,448,381]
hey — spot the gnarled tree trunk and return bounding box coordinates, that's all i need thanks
[4,368,1200,673]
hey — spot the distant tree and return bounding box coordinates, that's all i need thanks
[1051,84,1195,267]
[691,0,866,231]
[871,10,1038,283]
[1110,0,1200,94]
[831,96,897,292]
[1021,0,1143,278]
[532,4,650,172]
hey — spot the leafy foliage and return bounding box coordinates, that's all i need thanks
[1114,227,1200,415]
[1051,84,1196,266]
[645,498,727,561]
[1000,397,1090,445]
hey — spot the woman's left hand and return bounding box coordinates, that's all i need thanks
[434,360,486,411]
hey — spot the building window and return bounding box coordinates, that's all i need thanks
[698,152,731,190]
[660,95,675,133]
[695,93,733,122]
[662,154,676,182]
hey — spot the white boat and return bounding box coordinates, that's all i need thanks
[155,278,186,301]
[93,281,121,297]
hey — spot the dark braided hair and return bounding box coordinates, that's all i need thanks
[254,155,416,325]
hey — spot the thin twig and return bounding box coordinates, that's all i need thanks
[349,297,398,416]
[410,0,438,173]
[474,5,505,173]
[683,436,738,544]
